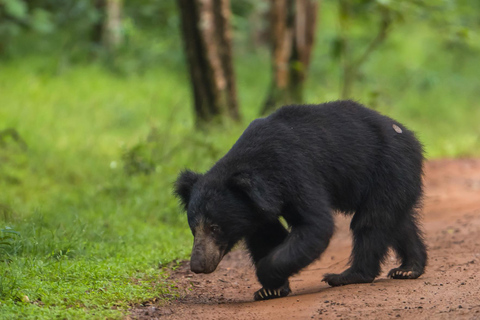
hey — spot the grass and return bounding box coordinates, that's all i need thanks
[0,15,479,319]
[0,62,196,319]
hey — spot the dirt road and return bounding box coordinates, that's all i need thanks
[132,159,480,319]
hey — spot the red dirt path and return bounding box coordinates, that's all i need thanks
[131,159,480,319]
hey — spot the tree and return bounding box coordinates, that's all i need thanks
[177,0,240,126]
[335,0,392,99]
[91,0,123,50]
[262,0,319,115]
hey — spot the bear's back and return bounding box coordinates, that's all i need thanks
[223,100,421,167]
[213,100,423,212]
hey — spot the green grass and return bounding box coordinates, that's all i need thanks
[1,16,479,319]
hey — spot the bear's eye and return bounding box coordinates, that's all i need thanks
[210,225,221,235]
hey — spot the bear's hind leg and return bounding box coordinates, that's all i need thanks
[323,224,390,286]
[388,213,427,279]
[246,220,291,300]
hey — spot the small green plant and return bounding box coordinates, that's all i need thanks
[0,226,20,259]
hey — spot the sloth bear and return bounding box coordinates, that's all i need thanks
[174,100,427,301]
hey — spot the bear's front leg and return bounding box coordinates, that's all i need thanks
[246,220,291,301]
[254,213,334,300]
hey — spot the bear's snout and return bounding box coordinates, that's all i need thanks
[190,226,225,274]
[190,255,207,273]
[190,247,220,274]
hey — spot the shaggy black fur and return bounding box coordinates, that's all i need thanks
[175,100,427,298]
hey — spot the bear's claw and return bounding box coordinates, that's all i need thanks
[254,282,291,301]
[387,268,420,279]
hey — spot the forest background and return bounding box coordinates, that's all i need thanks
[0,0,479,318]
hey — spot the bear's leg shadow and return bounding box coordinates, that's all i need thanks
[246,221,291,301]
[388,212,427,279]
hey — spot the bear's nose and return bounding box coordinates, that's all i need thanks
[190,257,206,273]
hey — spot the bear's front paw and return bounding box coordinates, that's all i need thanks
[253,281,291,301]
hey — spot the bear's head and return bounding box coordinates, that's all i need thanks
[174,169,280,274]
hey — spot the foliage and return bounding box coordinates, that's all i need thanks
[328,0,480,98]
[0,0,53,53]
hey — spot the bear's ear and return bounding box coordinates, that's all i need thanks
[228,172,279,213]
[174,170,202,210]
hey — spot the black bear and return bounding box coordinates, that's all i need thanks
[174,100,427,301]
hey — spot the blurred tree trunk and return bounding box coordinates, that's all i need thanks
[262,0,319,115]
[104,0,123,49]
[91,0,106,45]
[177,0,240,126]
[338,0,352,99]
[91,0,123,50]
[339,0,392,99]
[248,4,270,51]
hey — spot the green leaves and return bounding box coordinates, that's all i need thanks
[0,0,54,52]
[30,8,54,33]
[1,0,28,20]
